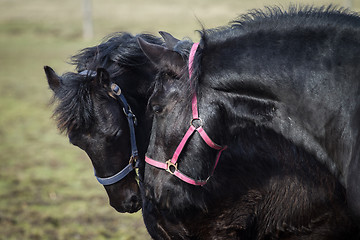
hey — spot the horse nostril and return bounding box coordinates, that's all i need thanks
[130,195,139,204]
[127,194,141,212]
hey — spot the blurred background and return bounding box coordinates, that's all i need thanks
[0,0,358,239]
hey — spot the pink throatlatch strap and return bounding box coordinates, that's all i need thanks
[145,42,227,186]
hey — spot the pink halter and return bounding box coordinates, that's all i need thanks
[145,43,227,186]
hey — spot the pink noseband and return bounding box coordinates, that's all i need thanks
[145,43,227,186]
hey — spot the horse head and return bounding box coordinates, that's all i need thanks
[45,33,163,214]
[45,66,142,213]
[138,35,229,210]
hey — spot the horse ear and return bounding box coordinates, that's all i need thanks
[159,31,180,49]
[137,37,184,75]
[96,68,110,87]
[137,37,168,65]
[44,66,61,92]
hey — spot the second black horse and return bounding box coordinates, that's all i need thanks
[139,6,360,239]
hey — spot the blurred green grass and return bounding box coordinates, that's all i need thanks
[0,0,358,239]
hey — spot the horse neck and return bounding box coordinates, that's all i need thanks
[200,25,360,180]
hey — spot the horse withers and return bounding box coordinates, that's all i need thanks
[138,6,360,239]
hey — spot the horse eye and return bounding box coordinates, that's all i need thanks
[114,129,123,138]
[152,104,163,114]
[105,129,122,142]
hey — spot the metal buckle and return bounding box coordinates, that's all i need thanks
[129,155,138,169]
[123,107,137,125]
[190,118,203,129]
[111,83,121,96]
[166,160,178,175]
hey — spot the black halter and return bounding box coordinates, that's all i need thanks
[79,70,139,185]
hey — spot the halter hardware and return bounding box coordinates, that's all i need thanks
[166,160,178,174]
[129,155,138,168]
[111,83,121,95]
[123,107,137,125]
[190,118,203,129]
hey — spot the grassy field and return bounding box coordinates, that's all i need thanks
[0,0,358,239]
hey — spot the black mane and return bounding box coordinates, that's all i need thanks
[192,6,360,93]
[231,5,360,31]
[71,32,162,74]
[52,32,163,134]
[51,73,101,133]
[201,5,360,42]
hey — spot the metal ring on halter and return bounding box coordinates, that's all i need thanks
[111,83,121,96]
[129,155,138,168]
[123,108,137,125]
[190,118,203,129]
[166,160,178,175]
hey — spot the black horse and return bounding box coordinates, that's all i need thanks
[45,32,182,239]
[138,6,360,239]
[44,32,162,213]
